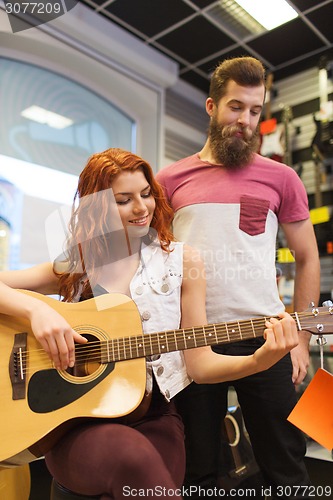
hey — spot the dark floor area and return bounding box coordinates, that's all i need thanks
[28,455,333,499]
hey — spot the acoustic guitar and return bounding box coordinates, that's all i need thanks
[281,105,293,167]
[218,405,260,491]
[312,55,333,159]
[0,290,332,467]
[311,56,333,212]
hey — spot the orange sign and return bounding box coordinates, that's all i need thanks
[288,368,333,451]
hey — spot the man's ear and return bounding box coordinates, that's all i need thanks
[206,97,215,117]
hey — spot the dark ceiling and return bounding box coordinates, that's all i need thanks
[79,0,333,94]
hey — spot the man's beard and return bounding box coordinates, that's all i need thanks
[208,117,259,168]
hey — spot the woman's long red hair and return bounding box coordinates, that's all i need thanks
[57,148,174,301]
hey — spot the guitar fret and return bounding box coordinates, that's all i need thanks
[112,338,117,361]
[173,330,178,350]
[106,339,110,362]
[238,321,242,339]
[250,319,255,337]
[225,323,230,342]
[118,338,123,360]
[202,325,208,345]
[112,338,116,362]
[126,337,130,358]
[164,332,169,352]
[131,337,136,357]
[126,337,132,359]
[116,338,121,361]
[122,338,127,360]
[118,338,123,361]
[155,333,160,353]
[108,338,113,362]
[148,333,153,356]
[182,330,188,350]
[120,338,125,360]
[134,336,139,358]
[192,327,197,348]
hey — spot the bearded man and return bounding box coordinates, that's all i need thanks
[156,56,320,500]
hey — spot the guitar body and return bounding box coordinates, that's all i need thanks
[259,124,284,162]
[0,291,147,467]
[218,405,260,491]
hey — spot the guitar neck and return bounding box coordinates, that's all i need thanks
[264,73,274,121]
[282,106,293,167]
[101,313,303,363]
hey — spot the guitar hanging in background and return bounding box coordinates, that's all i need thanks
[259,73,284,162]
[0,290,332,467]
[281,105,294,167]
[311,56,333,210]
[312,55,333,159]
[218,405,260,491]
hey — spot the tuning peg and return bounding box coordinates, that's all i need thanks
[322,300,333,307]
[309,302,319,316]
[316,335,327,346]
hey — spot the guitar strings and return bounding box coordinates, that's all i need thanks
[17,317,268,368]
[15,310,318,366]
[14,311,323,374]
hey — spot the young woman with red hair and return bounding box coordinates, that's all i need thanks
[0,148,298,499]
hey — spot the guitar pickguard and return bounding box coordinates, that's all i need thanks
[28,363,115,413]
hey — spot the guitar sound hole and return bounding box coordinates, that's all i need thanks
[66,334,101,377]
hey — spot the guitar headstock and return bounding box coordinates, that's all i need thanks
[298,304,333,336]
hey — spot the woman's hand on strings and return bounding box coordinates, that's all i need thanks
[30,302,87,370]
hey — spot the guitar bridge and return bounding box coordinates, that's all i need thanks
[9,333,27,400]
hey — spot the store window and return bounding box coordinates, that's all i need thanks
[0,58,135,269]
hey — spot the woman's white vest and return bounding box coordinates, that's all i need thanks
[129,239,192,400]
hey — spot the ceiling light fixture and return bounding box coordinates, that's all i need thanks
[234,0,298,30]
[21,105,74,129]
[215,0,266,37]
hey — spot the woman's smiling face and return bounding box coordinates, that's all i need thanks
[112,169,156,237]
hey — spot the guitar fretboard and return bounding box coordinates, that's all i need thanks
[101,317,271,363]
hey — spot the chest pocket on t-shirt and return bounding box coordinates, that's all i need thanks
[239,195,270,236]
